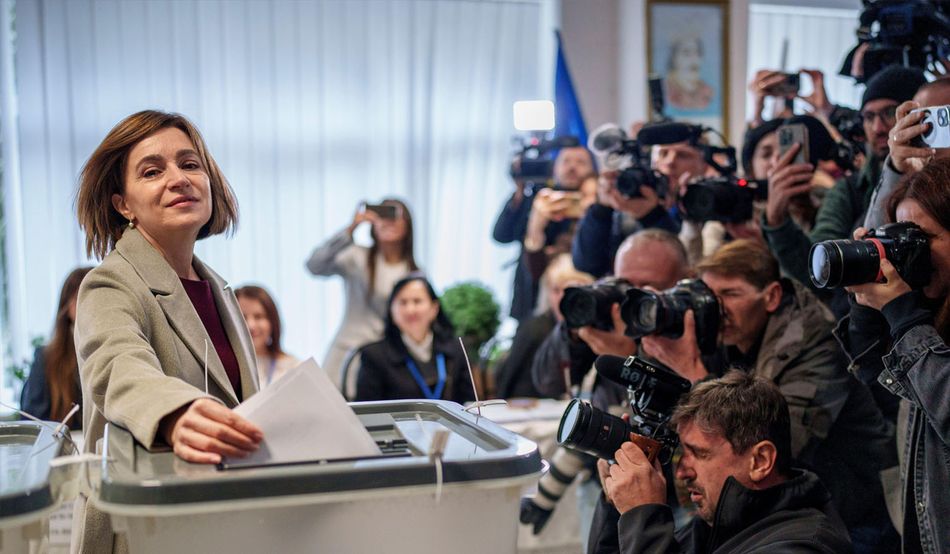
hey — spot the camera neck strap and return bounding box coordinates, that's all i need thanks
[867,238,887,282]
[405,353,447,400]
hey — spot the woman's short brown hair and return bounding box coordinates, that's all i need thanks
[76,110,238,259]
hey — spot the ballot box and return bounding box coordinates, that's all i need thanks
[92,400,542,554]
[0,422,73,554]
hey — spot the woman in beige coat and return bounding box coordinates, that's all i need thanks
[72,110,263,552]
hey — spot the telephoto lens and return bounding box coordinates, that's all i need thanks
[557,399,634,460]
[809,222,932,289]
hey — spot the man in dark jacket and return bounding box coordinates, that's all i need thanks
[596,371,852,553]
[762,65,927,290]
[493,146,594,321]
[638,240,896,551]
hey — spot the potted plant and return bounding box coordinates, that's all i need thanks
[440,282,500,398]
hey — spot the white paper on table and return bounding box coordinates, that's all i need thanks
[224,357,380,467]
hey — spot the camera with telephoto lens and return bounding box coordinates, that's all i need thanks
[587,123,669,199]
[912,105,950,148]
[844,0,950,82]
[620,279,722,355]
[557,355,691,463]
[510,135,581,182]
[560,278,635,331]
[681,176,767,223]
[809,222,932,289]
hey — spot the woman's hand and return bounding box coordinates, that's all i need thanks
[849,258,913,311]
[765,144,814,227]
[797,69,833,118]
[161,398,263,464]
[347,204,379,235]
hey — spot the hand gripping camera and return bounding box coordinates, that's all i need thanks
[557,355,691,463]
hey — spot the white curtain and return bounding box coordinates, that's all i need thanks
[746,4,863,119]
[2,0,552,403]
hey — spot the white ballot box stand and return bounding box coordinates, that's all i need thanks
[88,400,542,554]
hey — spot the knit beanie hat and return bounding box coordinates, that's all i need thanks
[861,65,928,108]
[741,119,784,175]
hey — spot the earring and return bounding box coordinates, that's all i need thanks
[127,219,135,229]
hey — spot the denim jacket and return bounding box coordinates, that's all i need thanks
[834,293,950,554]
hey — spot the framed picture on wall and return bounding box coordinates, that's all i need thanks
[647,0,730,138]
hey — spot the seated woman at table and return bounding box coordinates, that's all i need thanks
[19,266,92,427]
[355,274,475,403]
[73,110,263,552]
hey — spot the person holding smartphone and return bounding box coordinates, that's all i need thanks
[762,65,927,297]
[306,198,418,388]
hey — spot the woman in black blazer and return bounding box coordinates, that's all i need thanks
[355,274,474,403]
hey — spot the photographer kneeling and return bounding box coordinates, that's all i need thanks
[837,159,950,554]
[601,371,851,552]
[635,240,894,551]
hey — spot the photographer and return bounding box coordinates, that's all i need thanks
[837,159,950,554]
[521,230,689,546]
[493,145,595,321]
[571,144,691,279]
[596,371,851,553]
[763,65,927,289]
[639,240,895,551]
[864,77,950,230]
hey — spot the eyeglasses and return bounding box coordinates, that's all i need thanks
[861,105,898,126]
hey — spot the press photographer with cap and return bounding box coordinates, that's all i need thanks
[492,145,595,321]
[597,371,852,553]
[633,240,895,551]
[762,65,928,290]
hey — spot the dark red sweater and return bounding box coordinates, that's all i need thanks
[180,278,242,400]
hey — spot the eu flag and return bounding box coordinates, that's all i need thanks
[554,30,588,145]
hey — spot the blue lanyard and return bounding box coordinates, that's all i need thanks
[265,357,277,385]
[405,353,446,400]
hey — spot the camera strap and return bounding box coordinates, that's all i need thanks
[405,353,447,400]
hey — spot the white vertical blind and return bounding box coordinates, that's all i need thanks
[4,0,550,402]
[747,4,863,119]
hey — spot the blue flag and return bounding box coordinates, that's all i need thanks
[554,30,587,146]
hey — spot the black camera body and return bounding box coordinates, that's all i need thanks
[620,279,722,355]
[588,124,669,199]
[680,177,767,223]
[809,221,932,289]
[560,278,634,330]
[557,355,691,463]
[510,135,581,182]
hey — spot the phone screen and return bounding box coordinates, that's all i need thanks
[363,203,399,219]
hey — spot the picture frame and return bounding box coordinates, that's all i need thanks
[647,0,730,138]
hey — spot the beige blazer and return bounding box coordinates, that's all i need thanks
[72,228,258,553]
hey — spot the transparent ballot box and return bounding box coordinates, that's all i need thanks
[0,422,74,554]
[92,400,542,554]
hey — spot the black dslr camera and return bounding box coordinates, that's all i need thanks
[680,177,767,223]
[510,135,581,183]
[621,279,722,355]
[809,222,932,289]
[557,355,691,463]
[587,124,669,198]
[560,278,635,331]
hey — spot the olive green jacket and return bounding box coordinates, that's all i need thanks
[72,228,258,553]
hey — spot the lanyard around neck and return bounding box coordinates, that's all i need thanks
[405,353,446,400]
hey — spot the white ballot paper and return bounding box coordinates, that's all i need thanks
[225,358,380,467]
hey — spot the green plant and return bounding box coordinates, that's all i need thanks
[441,282,500,346]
